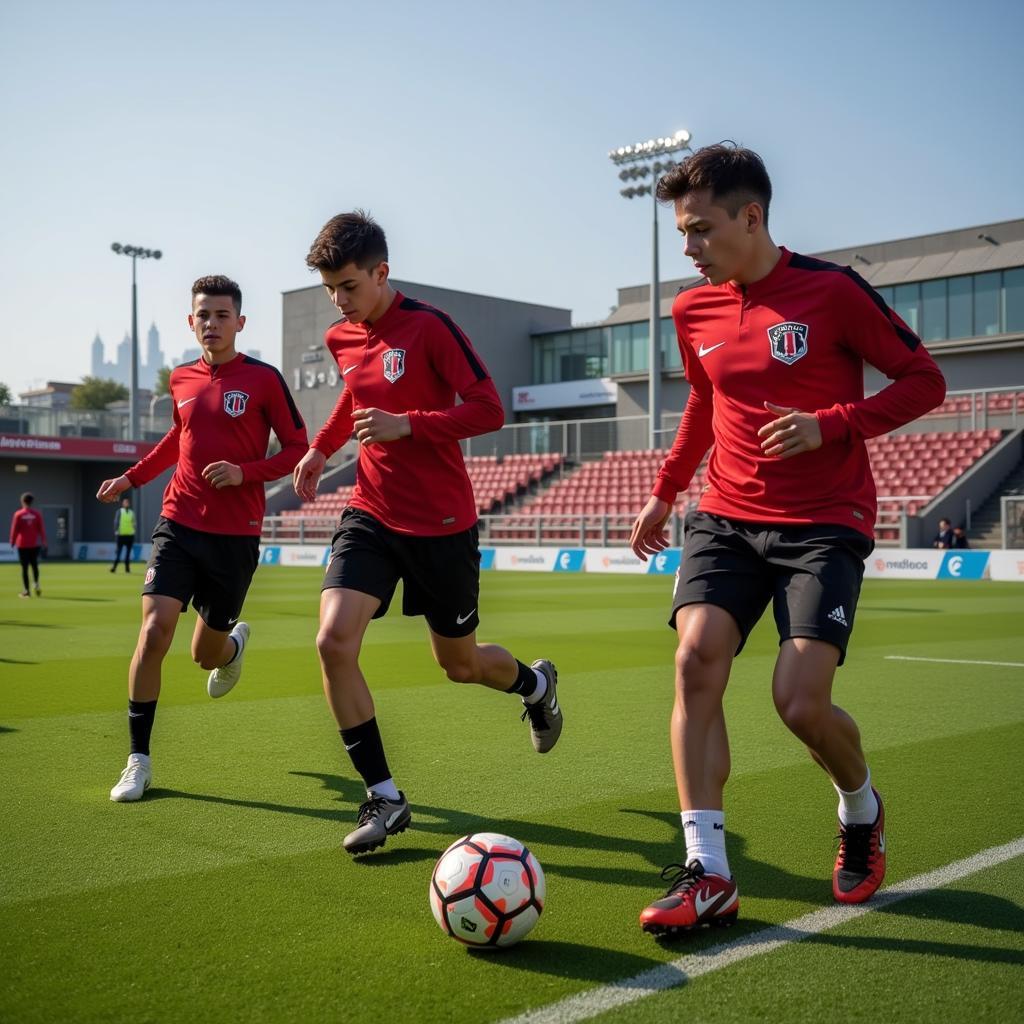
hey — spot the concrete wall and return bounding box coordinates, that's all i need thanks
[864,347,1024,394]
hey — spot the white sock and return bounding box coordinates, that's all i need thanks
[523,669,548,705]
[834,769,878,825]
[681,809,730,877]
[369,778,400,801]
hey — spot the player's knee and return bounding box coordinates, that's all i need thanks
[439,658,481,684]
[316,628,360,669]
[674,638,727,699]
[138,620,174,659]
[776,694,826,745]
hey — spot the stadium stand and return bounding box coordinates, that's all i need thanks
[267,428,1007,547]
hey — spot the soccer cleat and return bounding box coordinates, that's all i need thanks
[834,788,886,903]
[640,859,739,935]
[342,792,411,855]
[19,591,30,598]
[207,622,250,699]
[520,659,562,753]
[110,753,152,802]
[33,584,41,596]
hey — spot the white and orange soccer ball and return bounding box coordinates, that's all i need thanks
[429,832,545,949]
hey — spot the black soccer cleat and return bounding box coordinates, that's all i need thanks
[343,792,411,856]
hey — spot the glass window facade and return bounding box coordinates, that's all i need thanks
[535,317,679,383]
[531,267,1023,385]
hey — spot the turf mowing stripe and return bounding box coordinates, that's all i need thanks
[884,655,1024,668]
[495,836,1024,1024]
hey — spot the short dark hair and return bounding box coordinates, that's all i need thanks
[21,492,33,505]
[656,142,772,225]
[192,275,242,314]
[306,211,388,273]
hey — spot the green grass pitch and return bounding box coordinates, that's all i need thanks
[2,564,1022,1023]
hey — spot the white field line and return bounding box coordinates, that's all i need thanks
[885,655,1024,668]
[495,836,1024,1024]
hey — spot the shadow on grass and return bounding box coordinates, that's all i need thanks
[0,619,64,629]
[0,657,39,664]
[0,725,19,735]
[467,939,666,979]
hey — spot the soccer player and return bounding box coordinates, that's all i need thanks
[97,275,308,802]
[10,492,46,597]
[629,145,946,934]
[293,212,562,856]
[111,496,136,572]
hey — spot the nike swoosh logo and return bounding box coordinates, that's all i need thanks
[456,609,476,625]
[697,341,726,358]
[549,697,559,715]
[344,741,361,752]
[342,364,358,375]
[878,830,885,853]
[384,810,403,829]
[177,396,198,408]
[694,889,721,917]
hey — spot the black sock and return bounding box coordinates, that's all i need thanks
[224,636,240,665]
[339,717,392,790]
[505,660,539,698]
[128,699,157,755]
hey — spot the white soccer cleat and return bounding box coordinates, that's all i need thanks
[110,753,152,802]
[207,622,250,698]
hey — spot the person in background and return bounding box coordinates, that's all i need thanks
[111,496,136,573]
[932,517,954,549]
[952,525,970,549]
[10,492,46,598]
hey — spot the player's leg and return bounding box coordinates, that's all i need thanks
[641,513,770,935]
[319,510,409,854]
[110,539,121,573]
[28,547,40,594]
[192,531,260,699]
[18,548,31,596]
[770,524,884,903]
[111,518,195,802]
[110,593,183,801]
[399,523,562,751]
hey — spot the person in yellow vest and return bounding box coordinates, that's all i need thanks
[111,496,136,573]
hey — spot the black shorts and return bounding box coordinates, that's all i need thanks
[670,511,874,665]
[142,517,259,632]
[323,508,481,638]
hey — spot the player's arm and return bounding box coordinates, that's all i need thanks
[9,511,18,548]
[816,273,946,443]
[97,413,181,502]
[232,368,310,486]
[294,386,355,500]
[400,317,504,443]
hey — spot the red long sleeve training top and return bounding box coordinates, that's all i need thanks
[124,354,308,536]
[654,248,947,537]
[10,507,47,548]
[312,291,504,536]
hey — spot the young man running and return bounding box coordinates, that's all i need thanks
[10,492,46,597]
[293,211,562,855]
[97,275,308,802]
[630,144,946,935]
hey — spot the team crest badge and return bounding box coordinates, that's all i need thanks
[382,348,406,383]
[767,321,809,365]
[145,567,156,585]
[223,390,249,417]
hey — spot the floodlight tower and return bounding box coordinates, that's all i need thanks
[111,243,162,439]
[609,129,693,449]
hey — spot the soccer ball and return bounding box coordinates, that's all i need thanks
[429,832,545,949]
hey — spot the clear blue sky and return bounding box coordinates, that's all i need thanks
[1,0,1021,396]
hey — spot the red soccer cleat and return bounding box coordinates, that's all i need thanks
[833,788,886,904]
[640,859,739,936]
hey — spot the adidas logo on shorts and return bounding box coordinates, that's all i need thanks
[827,605,849,627]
